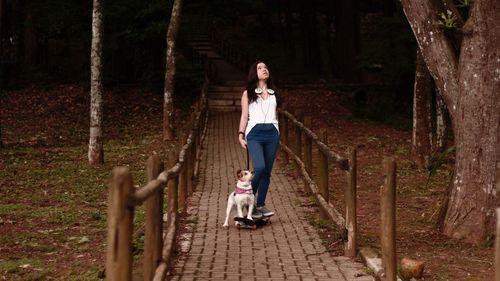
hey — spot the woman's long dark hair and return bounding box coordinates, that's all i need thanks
[246,61,281,106]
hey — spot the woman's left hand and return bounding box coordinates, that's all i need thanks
[238,137,247,149]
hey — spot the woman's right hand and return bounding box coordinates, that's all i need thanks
[238,137,247,149]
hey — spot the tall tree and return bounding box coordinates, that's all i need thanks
[22,0,35,68]
[411,49,433,168]
[88,0,104,165]
[433,92,449,152]
[0,0,4,148]
[283,0,295,58]
[299,1,321,73]
[163,0,183,141]
[401,0,500,243]
[332,0,360,82]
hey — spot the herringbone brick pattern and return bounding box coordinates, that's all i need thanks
[169,112,373,281]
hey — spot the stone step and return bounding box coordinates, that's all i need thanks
[212,80,245,86]
[209,85,245,92]
[187,42,211,48]
[208,92,241,100]
[208,99,241,107]
[185,37,209,43]
[191,46,214,51]
[208,105,240,112]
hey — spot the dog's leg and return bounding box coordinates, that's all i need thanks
[236,201,244,219]
[247,197,255,221]
[223,193,234,228]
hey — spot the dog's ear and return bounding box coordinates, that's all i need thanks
[236,169,242,179]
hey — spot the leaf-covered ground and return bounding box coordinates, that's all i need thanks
[0,84,494,280]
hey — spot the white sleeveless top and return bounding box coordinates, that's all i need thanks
[245,94,279,137]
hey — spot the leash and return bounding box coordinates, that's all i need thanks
[246,148,250,170]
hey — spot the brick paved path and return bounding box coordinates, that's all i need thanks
[169,112,373,281]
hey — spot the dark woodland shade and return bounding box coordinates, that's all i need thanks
[246,61,281,106]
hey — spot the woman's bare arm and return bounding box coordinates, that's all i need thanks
[238,91,249,148]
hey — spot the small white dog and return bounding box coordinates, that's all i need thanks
[222,169,255,228]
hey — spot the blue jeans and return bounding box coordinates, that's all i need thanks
[246,124,280,207]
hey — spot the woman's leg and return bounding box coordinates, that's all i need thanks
[247,138,265,195]
[255,129,280,207]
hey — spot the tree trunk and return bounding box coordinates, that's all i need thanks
[88,0,104,165]
[411,49,432,169]
[299,7,311,68]
[22,0,35,68]
[401,0,500,243]
[434,91,448,152]
[308,7,322,74]
[384,0,396,17]
[284,0,295,58]
[332,0,360,82]
[163,0,183,141]
[325,5,335,77]
[0,0,3,147]
[442,1,500,242]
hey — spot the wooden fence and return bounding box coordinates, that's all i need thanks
[105,74,209,281]
[277,109,357,257]
[278,108,402,279]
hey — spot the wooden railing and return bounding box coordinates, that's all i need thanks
[277,108,357,257]
[105,73,210,281]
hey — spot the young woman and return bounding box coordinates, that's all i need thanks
[238,61,281,219]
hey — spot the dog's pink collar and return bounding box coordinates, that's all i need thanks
[234,187,253,194]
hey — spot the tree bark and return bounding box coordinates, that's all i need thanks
[325,5,335,77]
[88,0,104,165]
[308,6,322,74]
[163,0,183,141]
[284,0,295,58]
[401,0,500,243]
[332,0,360,82]
[384,0,396,17]
[22,0,35,68]
[299,6,311,68]
[0,0,3,147]
[411,49,433,169]
[443,1,500,242]
[434,91,448,152]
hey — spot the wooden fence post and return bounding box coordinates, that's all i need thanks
[496,165,500,281]
[381,157,397,281]
[318,130,329,199]
[187,142,195,195]
[496,208,500,281]
[178,157,188,214]
[318,130,329,219]
[294,114,302,159]
[106,167,134,281]
[303,116,313,176]
[303,116,313,193]
[143,156,164,281]
[344,147,357,257]
[281,107,288,148]
[167,150,179,221]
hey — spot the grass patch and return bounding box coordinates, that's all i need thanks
[0,203,24,216]
[57,267,103,281]
[0,258,49,281]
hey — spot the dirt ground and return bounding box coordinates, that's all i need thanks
[0,84,494,280]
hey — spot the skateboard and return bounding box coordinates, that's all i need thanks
[234,214,273,229]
